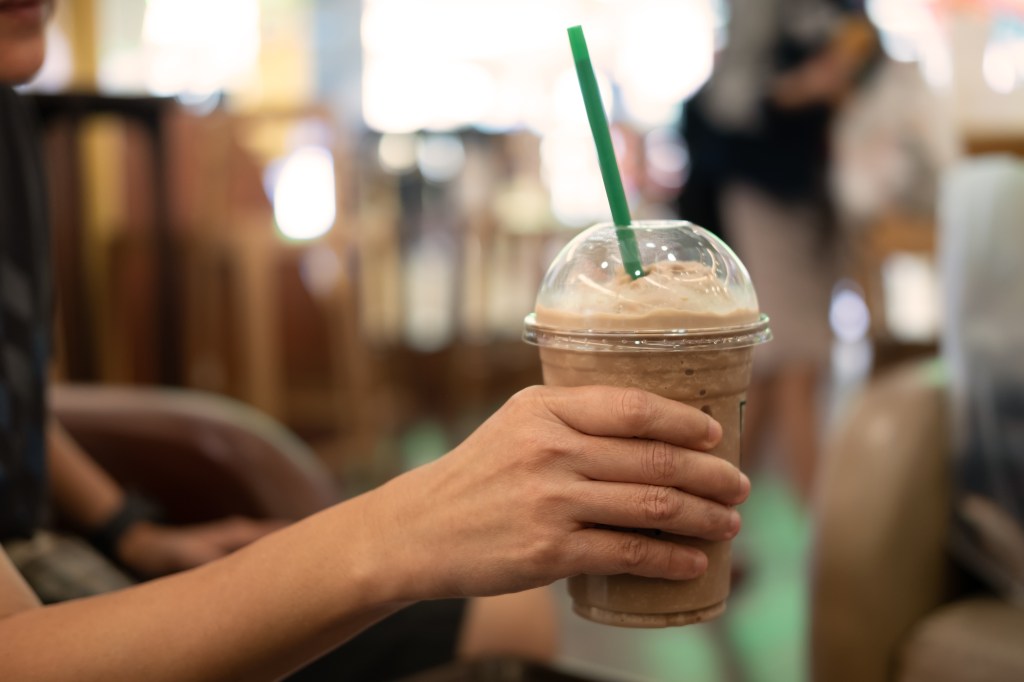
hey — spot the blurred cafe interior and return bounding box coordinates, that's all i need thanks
[18,0,1024,680]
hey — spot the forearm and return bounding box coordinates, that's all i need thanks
[47,421,124,530]
[0,385,749,679]
[0,494,408,682]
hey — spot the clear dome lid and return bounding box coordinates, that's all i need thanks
[523,221,770,351]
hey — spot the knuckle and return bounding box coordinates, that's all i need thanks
[508,385,543,412]
[616,388,652,432]
[695,502,727,536]
[528,533,563,569]
[620,533,650,570]
[524,430,582,470]
[637,485,677,525]
[536,479,573,512]
[518,430,551,463]
[521,475,555,512]
[641,441,677,484]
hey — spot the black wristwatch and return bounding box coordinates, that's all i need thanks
[86,493,159,562]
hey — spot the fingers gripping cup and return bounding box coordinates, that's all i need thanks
[524,220,771,628]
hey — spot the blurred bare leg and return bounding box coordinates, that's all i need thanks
[456,587,559,663]
[740,376,775,474]
[774,364,822,503]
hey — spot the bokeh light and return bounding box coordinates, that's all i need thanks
[378,133,419,174]
[614,0,715,127]
[361,0,717,134]
[882,252,941,342]
[416,134,467,183]
[270,146,337,241]
[830,280,872,344]
[867,0,953,87]
[98,0,261,96]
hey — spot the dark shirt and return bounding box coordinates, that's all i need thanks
[0,86,51,539]
[683,28,836,202]
[677,0,872,238]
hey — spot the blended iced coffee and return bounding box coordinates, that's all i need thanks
[524,220,770,628]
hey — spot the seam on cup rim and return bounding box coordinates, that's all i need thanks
[522,314,772,352]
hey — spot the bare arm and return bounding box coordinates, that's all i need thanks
[772,17,879,109]
[47,421,281,577]
[0,386,749,681]
[47,421,125,530]
[0,494,403,681]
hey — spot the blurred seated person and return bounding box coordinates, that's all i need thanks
[1,3,556,679]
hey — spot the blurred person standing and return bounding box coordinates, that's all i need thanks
[677,0,877,502]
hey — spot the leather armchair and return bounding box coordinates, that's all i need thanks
[810,361,1024,682]
[52,384,339,524]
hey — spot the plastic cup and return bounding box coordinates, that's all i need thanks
[523,220,771,627]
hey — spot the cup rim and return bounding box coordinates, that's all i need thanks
[522,313,772,352]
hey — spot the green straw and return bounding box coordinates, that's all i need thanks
[567,24,644,280]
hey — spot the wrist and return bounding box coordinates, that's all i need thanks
[86,494,159,565]
[251,493,417,634]
[346,492,416,605]
[345,465,459,604]
[114,521,163,571]
[336,483,435,607]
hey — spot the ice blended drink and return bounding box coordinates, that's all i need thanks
[524,220,770,628]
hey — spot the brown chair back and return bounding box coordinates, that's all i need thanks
[52,384,339,523]
[811,361,954,682]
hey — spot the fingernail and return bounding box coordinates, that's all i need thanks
[731,469,751,504]
[729,510,742,536]
[707,417,723,445]
[690,552,709,577]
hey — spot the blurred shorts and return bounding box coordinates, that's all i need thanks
[286,599,467,682]
[721,183,835,374]
[3,531,135,602]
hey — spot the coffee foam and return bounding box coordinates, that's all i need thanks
[536,260,759,332]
